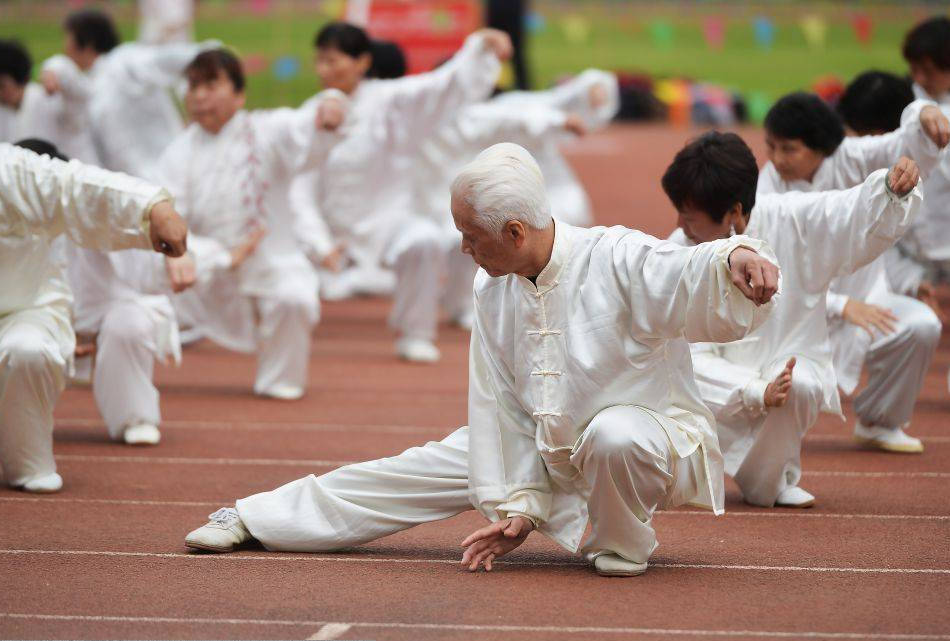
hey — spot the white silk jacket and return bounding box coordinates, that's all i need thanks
[467,221,776,552]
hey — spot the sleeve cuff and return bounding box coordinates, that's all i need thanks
[740,377,769,416]
[826,292,849,318]
[140,189,173,239]
[495,489,550,526]
[505,511,540,529]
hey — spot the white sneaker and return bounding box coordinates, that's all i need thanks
[255,384,304,401]
[396,338,441,363]
[20,472,63,494]
[593,553,648,577]
[854,422,924,454]
[185,507,253,552]
[775,485,815,508]
[123,423,161,446]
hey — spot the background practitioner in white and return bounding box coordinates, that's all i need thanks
[0,143,187,493]
[665,132,923,508]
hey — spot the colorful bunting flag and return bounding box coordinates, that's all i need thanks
[753,16,775,50]
[703,16,725,50]
[800,14,828,50]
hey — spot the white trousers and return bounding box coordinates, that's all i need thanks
[92,301,163,438]
[717,358,824,507]
[0,307,71,487]
[850,292,940,428]
[253,289,318,393]
[236,406,700,564]
[383,216,446,342]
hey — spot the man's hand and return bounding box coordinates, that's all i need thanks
[148,200,188,256]
[564,113,587,137]
[165,254,197,293]
[40,70,60,95]
[920,105,950,149]
[728,247,780,306]
[764,357,796,408]
[74,333,97,359]
[229,223,267,270]
[477,28,513,61]
[460,516,534,572]
[887,157,920,197]
[320,244,345,272]
[842,299,897,338]
[917,280,948,323]
[588,83,609,109]
[316,97,346,132]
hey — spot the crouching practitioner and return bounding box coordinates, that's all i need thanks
[156,49,347,401]
[185,142,780,577]
[667,132,923,508]
[0,142,187,492]
[756,91,947,453]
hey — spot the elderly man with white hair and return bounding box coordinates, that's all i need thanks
[185,143,780,576]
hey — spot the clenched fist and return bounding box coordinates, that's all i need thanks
[887,157,920,197]
[728,246,780,306]
[148,200,188,257]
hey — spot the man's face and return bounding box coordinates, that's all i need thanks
[910,58,950,99]
[765,132,825,182]
[184,69,245,134]
[451,195,518,277]
[314,47,370,95]
[0,75,23,108]
[676,204,732,244]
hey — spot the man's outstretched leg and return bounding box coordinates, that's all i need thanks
[185,427,473,552]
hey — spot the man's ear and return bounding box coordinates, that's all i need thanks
[357,52,372,75]
[506,220,527,249]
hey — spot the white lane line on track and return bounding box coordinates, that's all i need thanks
[1,549,947,574]
[49,454,950,478]
[307,623,352,640]
[2,613,949,639]
[2,496,948,522]
[53,419,950,442]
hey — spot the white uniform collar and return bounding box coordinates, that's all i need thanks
[522,219,572,291]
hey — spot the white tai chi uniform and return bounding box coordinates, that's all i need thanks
[492,69,620,227]
[756,102,943,432]
[138,0,194,44]
[236,222,775,563]
[292,32,500,341]
[680,170,921,506]
[155,94,344,395]
[1,58,182,438]
[0,144,168,486]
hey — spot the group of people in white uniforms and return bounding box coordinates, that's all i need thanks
[0,142,188,493]
[185,141,784,577]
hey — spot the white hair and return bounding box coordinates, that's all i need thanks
[450,142,552,235]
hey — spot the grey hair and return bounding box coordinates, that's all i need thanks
[450,142,552,235]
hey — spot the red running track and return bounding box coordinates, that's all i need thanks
[1,124,948,640]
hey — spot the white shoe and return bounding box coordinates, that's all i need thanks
[20,472,63,493]
[593,553,648,577]
[123,423,161,446]
[854,422,924,454]
[185,507,253,552]
[396,338,441,363]
[255,384,304,401]
[774,485,815,508]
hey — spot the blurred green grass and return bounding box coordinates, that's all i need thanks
[0,3,933,113]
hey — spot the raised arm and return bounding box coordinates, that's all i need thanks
[467,304,552,529]
[837,99,947,182]
[609,229,779,343]
[762,161,922,287]
[257,89,348,174]
[386,29,506,142]
[453,101,572,150]
[40,54,92,104]
[0,143,184,255]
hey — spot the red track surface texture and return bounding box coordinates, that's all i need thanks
[1,125,948,640]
